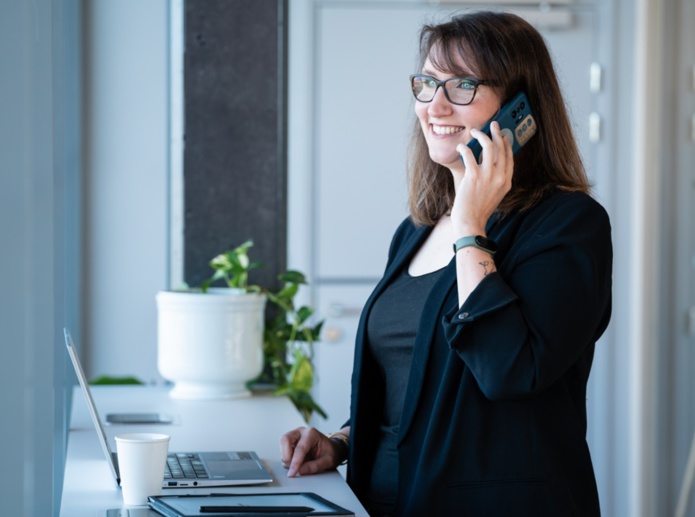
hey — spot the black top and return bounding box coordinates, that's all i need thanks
[364,266,444,512]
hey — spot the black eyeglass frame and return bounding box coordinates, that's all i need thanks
[409,74,488,106]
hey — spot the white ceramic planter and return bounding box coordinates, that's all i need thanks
[156,288,266,400]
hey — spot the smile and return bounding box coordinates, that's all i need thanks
[431,124,465,136]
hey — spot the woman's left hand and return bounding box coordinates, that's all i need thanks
[452,121,514,236]
[279,426,344,477]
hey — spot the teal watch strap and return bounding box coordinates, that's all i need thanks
[453,235,497,255]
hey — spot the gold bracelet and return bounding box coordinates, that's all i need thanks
[326,432,349,465]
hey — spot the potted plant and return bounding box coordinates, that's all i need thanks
[156,241,266,400]
[156,241,326,423]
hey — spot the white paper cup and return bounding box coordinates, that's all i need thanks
[115,433,170,506]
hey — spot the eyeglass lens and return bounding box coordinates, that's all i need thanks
[411,75,477,105]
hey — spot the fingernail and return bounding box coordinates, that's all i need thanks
[456,143,466,154]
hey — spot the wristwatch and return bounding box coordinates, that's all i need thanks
[326,432,349,465]
[453,235,498,255]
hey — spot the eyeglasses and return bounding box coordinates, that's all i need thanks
[409,74,487,106]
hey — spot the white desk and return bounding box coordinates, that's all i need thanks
[60,385,367,516]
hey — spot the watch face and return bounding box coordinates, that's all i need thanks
[475,235,498,253]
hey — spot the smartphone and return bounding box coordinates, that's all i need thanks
[105,412,173,424]
[106,509,160,517]
[464,90,537,164]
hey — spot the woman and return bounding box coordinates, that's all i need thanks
[281,11,611,516]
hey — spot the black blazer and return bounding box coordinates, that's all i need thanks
[346,190,612,517]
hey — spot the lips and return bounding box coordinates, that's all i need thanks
[431,124,465,136]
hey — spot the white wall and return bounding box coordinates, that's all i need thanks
[83,0,169,383]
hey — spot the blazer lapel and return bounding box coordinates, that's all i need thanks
[360,224,432,323]
[397,258,457,444]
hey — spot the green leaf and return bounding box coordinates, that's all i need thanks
[278,270,307,285]
[277,283,299,301]
[311,321,325,340]
[235,239,254,251]
[287,390,328,422]
[296,306,313,324]
[209,254,230,270]
[289,354,314,392]
[211,269,227,281]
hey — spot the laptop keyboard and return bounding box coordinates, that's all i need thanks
[165,453,209,479]
[163,452,254,479]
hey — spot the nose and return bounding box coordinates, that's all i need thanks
[428,86,453,115]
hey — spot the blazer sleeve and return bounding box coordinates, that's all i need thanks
[443,193,612,400]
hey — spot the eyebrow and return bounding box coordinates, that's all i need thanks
[421,68,441,78]
[421,68,476,80]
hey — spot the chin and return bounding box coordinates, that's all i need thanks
[429,151,461,170]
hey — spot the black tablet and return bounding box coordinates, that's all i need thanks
[148,492,354,517]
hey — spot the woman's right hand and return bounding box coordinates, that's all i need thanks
[280,426,347,477]
[453,121,514,237]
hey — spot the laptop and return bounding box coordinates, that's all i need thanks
[63,328,274,488]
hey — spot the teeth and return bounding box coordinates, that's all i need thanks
[432,125,464,135]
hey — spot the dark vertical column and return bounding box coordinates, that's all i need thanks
[184,0,287,290]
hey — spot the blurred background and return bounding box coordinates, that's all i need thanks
[2,0,694,515]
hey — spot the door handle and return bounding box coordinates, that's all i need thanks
[589,112,601,143]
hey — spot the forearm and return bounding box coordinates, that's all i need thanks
[454,241,497,308]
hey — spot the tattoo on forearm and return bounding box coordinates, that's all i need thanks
[479,260,494,276]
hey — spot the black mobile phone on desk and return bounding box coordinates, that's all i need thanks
[464,90,537,164]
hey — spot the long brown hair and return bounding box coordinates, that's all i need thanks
[408,11,590,227]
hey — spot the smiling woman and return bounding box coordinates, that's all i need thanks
[281,11,611,517]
